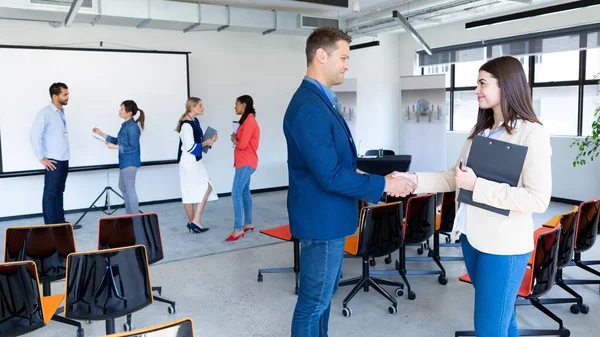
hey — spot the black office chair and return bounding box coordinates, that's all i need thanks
[364,149,395,157]
[98,212,176,331]
[0,261,71,337]
[64,245,153,335]
[100,318,194,337]
[3,223,83,335]
[339,201,405,317]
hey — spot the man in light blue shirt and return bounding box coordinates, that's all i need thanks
[30,82,72,226]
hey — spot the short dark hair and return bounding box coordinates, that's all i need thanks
[305,27,352,66]
[49,82,68,98]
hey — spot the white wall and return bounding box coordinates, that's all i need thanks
[0,19,306,218]
[391,5,600,201]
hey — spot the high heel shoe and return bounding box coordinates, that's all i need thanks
[243,225,255,233]
[225,232,244,241]
[187,223,209,233]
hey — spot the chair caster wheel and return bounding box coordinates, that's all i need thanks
[384,257,392,264]
[86,321,92,325]
[561,328,570,337]
[294,287,299,295]
[570,304,580,314]
[580,304,589,314]
[417,247,424,255]
[388,305,397,315]
[369,258,376,267]
[342,307,352,318]
[257,273,263,282]
[395,288,404,297]
[77,328,84,337]
[438,275,448,285]
[445,237,451,243]
[123,323,132,332]
[408,291,416,300]
[168,306,176,314]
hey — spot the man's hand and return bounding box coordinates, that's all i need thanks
[392,171,418,186]
[40,158,57,171]
[384,173,416,198]
[455,165,477,191]
[356,168,366,174]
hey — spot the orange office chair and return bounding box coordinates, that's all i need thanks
[338,201,405,317]
[97,213,176,331]
[455,223,569,337]
[3,224,83,334]
[100,317,194,337]
[256,224,300,295]
[0,261,76,337]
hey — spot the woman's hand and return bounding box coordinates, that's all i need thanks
[455,166,477,191]
[212,134,218,143]
[230,133,236,143]
[93,127,107,139]
[106,143,118,150]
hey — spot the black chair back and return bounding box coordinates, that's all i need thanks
[0,261,44,337]
[357,202,404,258]
[404,194,436,244]
[98,213,164,265]
[574,198,600,252]
[530,226,561,298]
[555,208,579,269]
[438,191,456,233]
[65,245,152,321]
[105,318,194,337]
[4,224,75,283]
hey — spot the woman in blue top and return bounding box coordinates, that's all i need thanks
[93,100,145,214]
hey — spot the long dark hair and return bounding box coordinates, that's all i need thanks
[122,100,145,131]
[469,56,541,139]
[237,95,256,125]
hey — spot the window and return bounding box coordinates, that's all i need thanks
[455,60,485,88]
[445,91,450,130]
[534,50,580,82]
[586,48,600,79]
[453,90,478,132]
[583,85,600,136]
[423,64,451,87]
[532,87,579,136]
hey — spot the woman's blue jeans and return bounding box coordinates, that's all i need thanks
[461,234,530,337]
[232,166,255,230]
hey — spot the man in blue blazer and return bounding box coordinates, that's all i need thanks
[283,27,416,336]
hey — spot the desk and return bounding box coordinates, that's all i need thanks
[357,155,411,176]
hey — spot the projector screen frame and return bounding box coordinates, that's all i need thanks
[0,44,191,179]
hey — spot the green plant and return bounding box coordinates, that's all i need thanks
[571,74,600,167]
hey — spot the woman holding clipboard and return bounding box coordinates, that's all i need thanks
[397,56,552,336]
[93,100,144,215]
[226,95,260,241]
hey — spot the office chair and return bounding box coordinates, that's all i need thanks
[100,317,194,337]
[0,261,74,337]
[257,224,300,295]
[455,224,569,337]
[3,224,83,334]
[98,213,176,331]
[64,245,153,335]
[562,197,600,291]
[339,202,405,317]
[364,149,395,157]
[372,193,443,300]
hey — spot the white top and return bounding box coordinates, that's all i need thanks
[452,120,521,235]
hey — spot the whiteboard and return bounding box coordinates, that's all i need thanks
[0,47,188,173]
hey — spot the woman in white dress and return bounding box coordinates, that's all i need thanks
[176,97,218,233]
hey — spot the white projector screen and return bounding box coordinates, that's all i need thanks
[0,46,189,175]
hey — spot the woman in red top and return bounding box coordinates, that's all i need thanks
[226,95,260,241]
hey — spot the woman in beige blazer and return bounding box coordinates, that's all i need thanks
[399,56,552,336]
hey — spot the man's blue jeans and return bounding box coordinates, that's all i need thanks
[291,237,345,337]
[461,234,530,337]
[231,166,255,231]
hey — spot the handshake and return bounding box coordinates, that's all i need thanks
[384,171,418,198]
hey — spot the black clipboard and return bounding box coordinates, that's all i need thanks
[457,135,528,216]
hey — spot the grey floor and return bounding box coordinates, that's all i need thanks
[2,192,600,337]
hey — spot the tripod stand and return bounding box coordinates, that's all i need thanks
[73,170,126,228]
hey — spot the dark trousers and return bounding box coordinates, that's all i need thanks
[43,160,69,224]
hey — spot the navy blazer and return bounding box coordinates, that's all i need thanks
[283,79,385,240]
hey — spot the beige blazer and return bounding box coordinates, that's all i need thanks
[414,120,552,255]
